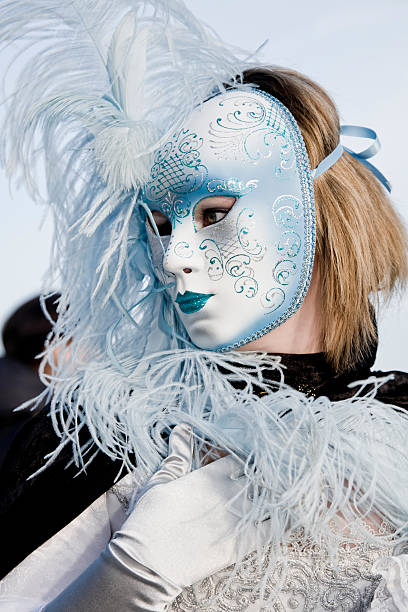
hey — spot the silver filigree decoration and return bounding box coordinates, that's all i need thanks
[261,287,285,312]
[215,96,266,130]
[145,129,208,201]
[244,128,286,162]
[199,239,223,281]
[209,95,287,163]
[236,208,266,260]
[225,253,253,278]
[277,231,302,258]
[206,177,259,196]
[174,241,193,259]
[272,195,301,229]
[234,276,258,298]
[273,260,297,286]
[161,193,191,227]
[279,139,295,170]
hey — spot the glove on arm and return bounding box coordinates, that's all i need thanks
[45,424,258,611]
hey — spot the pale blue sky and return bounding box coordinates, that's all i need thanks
[1,0,407,370]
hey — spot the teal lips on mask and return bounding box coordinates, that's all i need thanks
[175,291,214,314]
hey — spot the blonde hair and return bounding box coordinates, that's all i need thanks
[242,67,408,373]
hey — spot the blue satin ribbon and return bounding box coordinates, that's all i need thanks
[312,125,391,192]
[312,142,343,179]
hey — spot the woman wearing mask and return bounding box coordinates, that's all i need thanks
[0,1,408,610]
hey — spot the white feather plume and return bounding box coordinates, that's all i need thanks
[0,0,248,195]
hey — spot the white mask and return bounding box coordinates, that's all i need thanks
[143,89,316,351]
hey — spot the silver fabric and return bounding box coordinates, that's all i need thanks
[44,553,180,612]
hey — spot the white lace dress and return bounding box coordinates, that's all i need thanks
[0,473,407,612]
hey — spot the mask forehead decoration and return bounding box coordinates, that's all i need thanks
[144,88,315,351]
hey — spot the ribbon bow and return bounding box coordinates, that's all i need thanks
[312,125,391,193]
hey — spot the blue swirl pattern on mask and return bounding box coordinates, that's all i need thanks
[278,231,302,258]
[174,241,194,258]
[236,208,266,259]
[199,239,224,280]
[210,90,314,350]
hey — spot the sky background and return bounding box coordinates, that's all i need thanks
[1,0,407,371]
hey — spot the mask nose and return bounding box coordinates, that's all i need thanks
[163,230,200,280]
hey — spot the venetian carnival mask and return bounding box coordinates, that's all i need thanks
[143,89,316,351]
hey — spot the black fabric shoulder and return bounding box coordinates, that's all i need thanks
[371,370,408,411]
[0,407,119,578]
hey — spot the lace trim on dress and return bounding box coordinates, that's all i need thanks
[169,523,396,612]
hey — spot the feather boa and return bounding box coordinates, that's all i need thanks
[41,345,408,603]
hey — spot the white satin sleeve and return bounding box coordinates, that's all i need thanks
[0,472,137,611]
[369,553,408,611]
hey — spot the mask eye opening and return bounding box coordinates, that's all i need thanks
[145,208,172,237]
[194,195,237,231]
[138,201,171,256]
